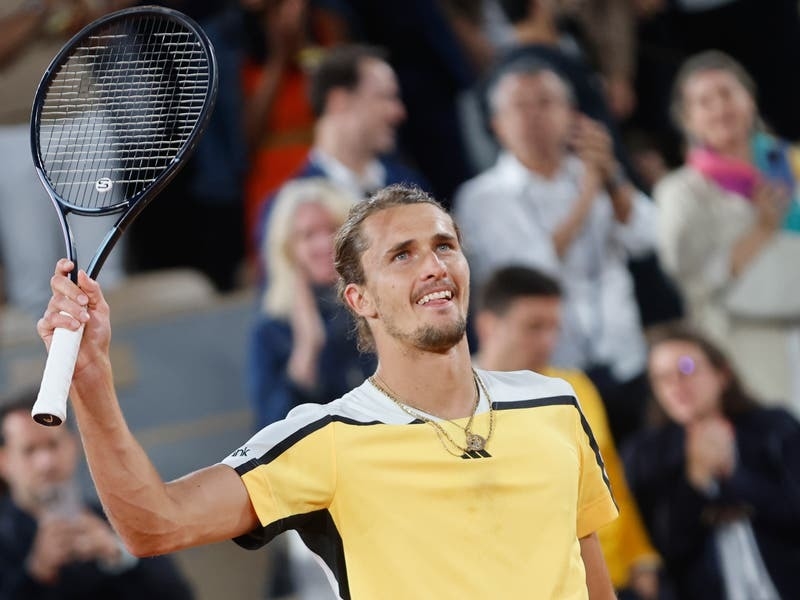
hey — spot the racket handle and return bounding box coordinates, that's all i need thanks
[32,317,85,427]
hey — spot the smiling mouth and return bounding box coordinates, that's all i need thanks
[416,290,453,305]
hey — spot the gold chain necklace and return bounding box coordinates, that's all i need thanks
[369,369,495,457]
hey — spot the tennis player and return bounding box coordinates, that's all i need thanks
[37,184,618,599]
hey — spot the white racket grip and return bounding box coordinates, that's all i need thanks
[32,317,85,427]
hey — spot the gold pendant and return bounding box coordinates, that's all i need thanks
[465,433,486,451]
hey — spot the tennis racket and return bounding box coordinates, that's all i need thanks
[31,5,218,426]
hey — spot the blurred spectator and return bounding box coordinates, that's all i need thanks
[238,0,351,256]
[252,43,428,282]
[340,0,478,203]
[653,51,800,416]
[126,0,250,292]
[472,265,662,599]
[248,177,374,599]
[455,60,656,444]
[470,0,684,329]
[0,0,132,317]
[249,177,374,429]
[0,390,194,599]
[630,0,800,171]
[486,0,640,184]
[623,325,800,600]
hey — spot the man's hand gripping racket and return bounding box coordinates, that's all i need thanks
[31,6,218,426]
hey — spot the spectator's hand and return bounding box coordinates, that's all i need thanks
[571,116,615,183]
[752,181,790,233]
[579,162,604,200]
[685,416,736,492]
[36,260,112,383]
[71,511,122,564]
[627,562,660,600]
[287,271,325,387]
[26,516,77,584]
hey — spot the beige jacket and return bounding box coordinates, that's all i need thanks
[654,166,800,414]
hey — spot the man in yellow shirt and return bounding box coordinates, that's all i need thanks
[473,265,661,598]
[36,185,618,598]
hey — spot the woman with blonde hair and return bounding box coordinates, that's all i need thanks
[653,50,800,416]
[249,177,374,428]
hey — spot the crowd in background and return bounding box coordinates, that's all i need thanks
[1,0,800,599]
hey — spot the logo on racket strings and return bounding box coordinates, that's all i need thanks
[95,178,113,193]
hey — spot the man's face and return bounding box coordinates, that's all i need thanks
[346,58,406,155]
[0,410,77,511]
[491,71,573,160]
[347,204,470,353]
[478,295,562,372]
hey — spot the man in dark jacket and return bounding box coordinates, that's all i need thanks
[0,390,194,600]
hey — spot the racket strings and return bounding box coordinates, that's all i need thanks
[38,14,211,211]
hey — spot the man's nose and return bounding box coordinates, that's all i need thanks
[421,250,447,279]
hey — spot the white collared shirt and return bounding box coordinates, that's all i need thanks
[454,152,657,381]
[310,149,387,199]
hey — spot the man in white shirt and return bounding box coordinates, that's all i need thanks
[454,57,657,444]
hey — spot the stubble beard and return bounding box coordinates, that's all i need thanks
[385,315,467,353]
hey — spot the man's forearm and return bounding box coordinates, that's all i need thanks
[70,367,182,555]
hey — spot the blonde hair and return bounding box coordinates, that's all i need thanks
[261,178,358,318]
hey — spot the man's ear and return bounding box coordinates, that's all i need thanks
[344,283,377,319]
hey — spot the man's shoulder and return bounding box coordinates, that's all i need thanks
[478,369,577,407]
[222,382,391,467]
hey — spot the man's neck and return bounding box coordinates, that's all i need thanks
[314,121,374,177]
[373,338,477,420]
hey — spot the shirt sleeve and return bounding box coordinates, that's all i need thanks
[570,373,660,585]
[573,400,619,539]
[221,407,337,548]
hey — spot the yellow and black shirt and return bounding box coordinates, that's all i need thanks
[221,369,618,599]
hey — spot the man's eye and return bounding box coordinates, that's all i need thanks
[393,251,409,261]
[437,243,453,251]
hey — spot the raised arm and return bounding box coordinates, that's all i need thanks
[37,260,259,556]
